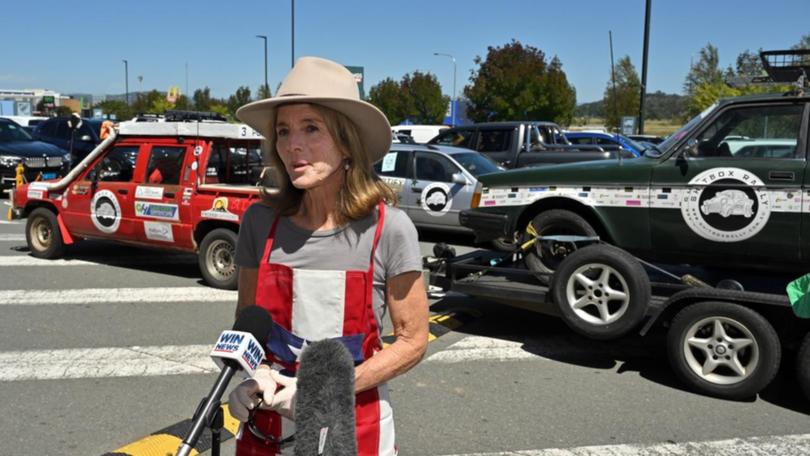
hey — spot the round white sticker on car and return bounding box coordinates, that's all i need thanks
[421,182,452,216]
[681,167,770,242]
[90,189,122,233]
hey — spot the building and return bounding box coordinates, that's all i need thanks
[0,89,62,116]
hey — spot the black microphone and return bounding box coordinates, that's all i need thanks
[176,305,273,456]
[294,338,357,456]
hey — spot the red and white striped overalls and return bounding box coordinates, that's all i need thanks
[236,202,395,455]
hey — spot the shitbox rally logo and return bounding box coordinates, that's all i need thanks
[421,182,452,216]
[681,167,770,242]
[90,190,121,233]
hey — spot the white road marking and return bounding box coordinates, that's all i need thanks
[0,255,195,267]
[0,220,21,224]
[2,201,10,206]
[0,344,217,381]
[0,287,236,305]
[438,433,810,456]
[425,335,655,364]
[0,234,25,241]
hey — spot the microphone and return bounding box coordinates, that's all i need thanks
[176,305,273,456]
[294,338,357,456]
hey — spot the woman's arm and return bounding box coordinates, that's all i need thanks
[236,267,259,319]
[353,271,429,393]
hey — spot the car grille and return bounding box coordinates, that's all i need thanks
[25,157,63,168]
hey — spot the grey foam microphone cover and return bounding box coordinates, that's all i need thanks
[294,339,357,456]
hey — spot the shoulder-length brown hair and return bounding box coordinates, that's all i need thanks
[259,103,396,223]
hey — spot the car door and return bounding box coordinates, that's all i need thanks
[473,127,517,167]
[62,144,143,240]
[410,151,469,229]
[133,143,190,246]
[650,101,808,265]
[374,149,414,212]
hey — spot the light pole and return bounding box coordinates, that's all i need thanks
[122,59,129,106]
[256,35,269,97]
[433,52,456,126]
[291,0,295,68]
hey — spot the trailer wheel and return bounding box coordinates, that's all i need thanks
[796,332,810,402]
[199,228,239,290]
[667,301,780,400]
[550,244,650,340]
[525,209,598,284]
[26,208,66,259]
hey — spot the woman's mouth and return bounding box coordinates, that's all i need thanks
[291,160,310,171]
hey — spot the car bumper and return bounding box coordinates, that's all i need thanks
[459,209,511,242]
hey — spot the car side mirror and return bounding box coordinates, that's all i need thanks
[451,172,467,185]
[681,138,699,158]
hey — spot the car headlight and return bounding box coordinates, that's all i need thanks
[0,155,23,168]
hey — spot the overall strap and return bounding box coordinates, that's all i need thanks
[367,202,385,274]
[260,213,282,263]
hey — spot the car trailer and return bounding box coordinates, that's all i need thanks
[425,238,810,401]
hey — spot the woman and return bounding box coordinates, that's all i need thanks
[228,56,429,455]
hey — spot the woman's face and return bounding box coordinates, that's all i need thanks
[275,104,345,190]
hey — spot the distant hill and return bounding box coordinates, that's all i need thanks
[576,91,685,120]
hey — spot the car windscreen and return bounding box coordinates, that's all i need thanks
[651,103,717,157]
[619,135,645,152]
[452,152,503,177]
[0,120,33,142]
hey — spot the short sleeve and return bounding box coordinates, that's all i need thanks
[235,203,273,268]
[379,206,422,278]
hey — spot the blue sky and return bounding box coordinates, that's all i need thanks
[2,0,807,103]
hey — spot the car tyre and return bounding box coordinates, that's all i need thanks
[796,332,810,402]
[490,232,519,252]
[524,209,598,283]
[667,301,780,400]
[26,207,66,259]
[199,228,239,290]
[550,244,650,340]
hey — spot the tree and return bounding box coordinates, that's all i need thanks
[369,78,408,125]
[603,56,641,130]
[683,43,723,96]
[228,86,252,118]
[174,95,191,111]
[257,84,272,100]
[792,33,810,50]
[94,100,132,120]
[193,87,213,111]
[464,40,576,125]
[209,103,230,119]
[735,49,764,78]
[401,71,448,124]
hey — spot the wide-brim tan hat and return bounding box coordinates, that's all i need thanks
[237,56,392,164]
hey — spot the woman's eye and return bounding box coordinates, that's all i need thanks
[305,124,319,133]
[276,128,288,137]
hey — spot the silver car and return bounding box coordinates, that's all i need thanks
[374,144,503,232]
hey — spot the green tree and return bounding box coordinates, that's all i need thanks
[209,103,230,119]
[683,43,723,96]
[174,94,191,111]
[369,78,407,125]
[257,84,272,100]
[94,100,132,120]
[193,87,213,111]
[150,97,174,114]
[792,33,810,50]
[401,71,448,124]
[228,86,253,117]
[603,56,641,130]
[133,90,168,114]
[464,40,576,124]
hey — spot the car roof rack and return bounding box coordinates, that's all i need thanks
[164,110,228,122]
[726,49,809,95]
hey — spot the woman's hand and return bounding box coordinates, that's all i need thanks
[354,271,429,392]
[268,370,298,420]
[227,367,277,422]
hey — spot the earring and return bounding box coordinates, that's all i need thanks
[344,161,350,171]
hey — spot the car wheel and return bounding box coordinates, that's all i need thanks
[25,208,66,259]
[199,228,239,290]
[667,301,780,400]
[524,209,598,283]
[490,232,519,252]
[796,332,810,402]
[550,244,650,340]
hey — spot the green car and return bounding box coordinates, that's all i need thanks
[460,92,810,277]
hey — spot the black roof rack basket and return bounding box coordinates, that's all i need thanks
[760,49,810,84]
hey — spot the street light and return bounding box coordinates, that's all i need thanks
[291,0,295,68]
[433,52,457,126]
[256,35,269,97]
[122,59,129,106]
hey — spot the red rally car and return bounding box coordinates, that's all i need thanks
[7,120,268,289]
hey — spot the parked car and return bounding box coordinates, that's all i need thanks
[374,144,502,233]
[564,131,646,157]
[0,118,71,189]
[0,115,48,134]
[427,121,635,169]
[391,124,449,143]
[32,116,105,163]
[628,134,666,145]
[460,90,810,278]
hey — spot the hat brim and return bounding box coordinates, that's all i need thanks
[236,96,392,164]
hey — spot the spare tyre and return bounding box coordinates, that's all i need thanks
[524,209,598,284]
[550,244,650,340]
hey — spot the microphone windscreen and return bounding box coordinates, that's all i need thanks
[233,305,274,348]
[294,339,357,456]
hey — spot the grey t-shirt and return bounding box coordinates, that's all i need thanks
[235,202,422,332]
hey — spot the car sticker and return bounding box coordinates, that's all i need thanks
[143,221,174,242]
[421,182,452,216]
[61,193,68,209]
[134,201,180,221]
[201,197,239,221]
[135,186,164,200]
[27,189,44,200]
[91,190,122,233]
[380,153,397,172]
[380,176,405,192]
[181,188,193,205]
